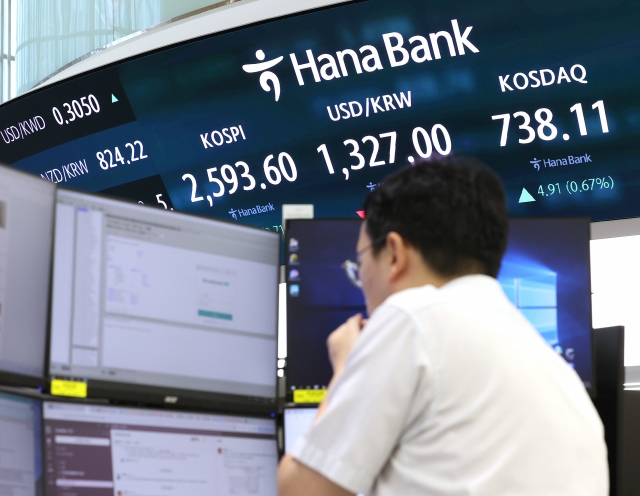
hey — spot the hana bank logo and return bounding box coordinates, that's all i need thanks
[240,20,481,103]
[242,50,284,102]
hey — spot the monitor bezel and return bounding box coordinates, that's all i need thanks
[48,185,281,413]
[0,369,47,389]
[40,393,278,425]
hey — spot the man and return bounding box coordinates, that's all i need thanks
[278,157,608,496]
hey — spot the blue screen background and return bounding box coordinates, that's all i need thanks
[499,218,593,387]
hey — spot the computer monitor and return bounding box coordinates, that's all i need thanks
[285,219,366,398]
[499,218,593,391]
[49,189,280,409]
[42,401,277,495]
[285,217,594,397]
[283,407,318,454]
[0,389,44,495]
[0,165,55,386]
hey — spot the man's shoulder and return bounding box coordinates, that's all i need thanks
[383,275,504,313]
[383,283,438,315]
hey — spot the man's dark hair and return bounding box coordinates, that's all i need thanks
[363,156,508,278]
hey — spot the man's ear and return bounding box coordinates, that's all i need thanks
[386,232,409,283]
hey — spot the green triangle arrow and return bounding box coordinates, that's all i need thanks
[518,188,536,203]
[111,94,119,103]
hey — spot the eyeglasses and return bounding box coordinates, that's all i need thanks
[341,236,385,288]
[341,259,362,288]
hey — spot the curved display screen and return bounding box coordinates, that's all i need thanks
[0,0,639,228]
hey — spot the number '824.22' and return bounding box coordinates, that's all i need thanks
[97,141,148,170]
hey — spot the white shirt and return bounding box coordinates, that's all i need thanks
[291,275,608,496]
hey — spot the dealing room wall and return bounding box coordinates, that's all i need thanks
[14,0,228,97]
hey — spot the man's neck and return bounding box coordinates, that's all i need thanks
[392,257,485,292]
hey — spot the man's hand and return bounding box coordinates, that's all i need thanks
[327,314,367,375]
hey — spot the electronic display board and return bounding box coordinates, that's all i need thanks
[0,0,639,228]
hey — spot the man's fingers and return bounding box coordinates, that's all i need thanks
[349,313,362,322]
[327,314,365,349]
[347,313,368,332]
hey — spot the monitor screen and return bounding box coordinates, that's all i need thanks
[285,217,593,395]
[590,220,640,375]
[42,401,277,496]
[285,220,366,395]
[0,0,638,229]
[0,390,44,495]
[49,189,279,403]
[499,218,593,388]
[283,407,318,454]
[0,165,55,382]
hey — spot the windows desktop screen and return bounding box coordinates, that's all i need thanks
[286,217,592,393]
